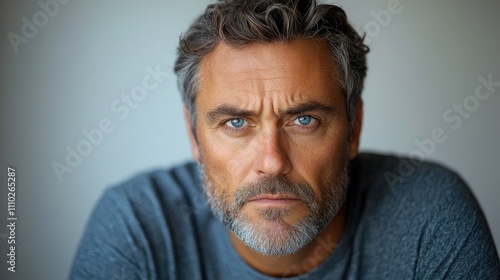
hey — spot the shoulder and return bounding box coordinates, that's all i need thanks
[103,162,203,211]
[106,161,200,200]
[71,162,208,279]
[352,152,472,212]
[349,153,500,278]
[350,152,480,230]
[104,161,209,227]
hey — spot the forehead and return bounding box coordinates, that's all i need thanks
[197,39,341,107]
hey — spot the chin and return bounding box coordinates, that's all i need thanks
[229,210,321,256]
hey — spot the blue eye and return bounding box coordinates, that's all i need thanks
[294,115,314,126]
[226,118,246,128]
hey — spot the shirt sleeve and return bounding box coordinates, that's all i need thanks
[349,155,499,279]
[69,187,152,280]
[413,167,500,279]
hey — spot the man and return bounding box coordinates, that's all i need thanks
[71,0,500,279]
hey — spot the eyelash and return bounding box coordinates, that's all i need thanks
[221,115,320,134]
[291,115,319,132]
[222,118,249,134]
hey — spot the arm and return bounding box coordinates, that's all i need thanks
[69,188,151,280]
[414,167,500,279]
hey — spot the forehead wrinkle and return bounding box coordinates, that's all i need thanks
[228,66,298,92]
[201,41,327,94]
[209,91,313,120]
[217,44,313,86]
[197,40,341,121]
[221,70,303,111]
[224,77,300,95]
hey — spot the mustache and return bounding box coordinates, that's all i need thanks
[233,176,316,210]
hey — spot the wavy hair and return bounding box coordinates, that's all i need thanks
[174,0,368,131]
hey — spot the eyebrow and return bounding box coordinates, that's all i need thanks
[282,101,334,116]
[205,101,334,122]
[206,105,254,123]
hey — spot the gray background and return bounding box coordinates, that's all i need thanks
[1,0,499,279]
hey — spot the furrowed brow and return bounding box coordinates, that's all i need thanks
[283,101,334,116]
[206,105,254,123]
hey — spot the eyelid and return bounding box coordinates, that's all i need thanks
[291,115,318,124]
[220,115,320,135]
[221,118,254,136]
[224,118,248,128]
[287,115,321,134]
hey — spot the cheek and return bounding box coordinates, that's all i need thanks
[198,130,254,193]
[289,127,349,190]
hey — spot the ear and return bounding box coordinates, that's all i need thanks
[348,100,363,160]
[184,107,200,162]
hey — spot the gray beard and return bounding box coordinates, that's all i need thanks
[199,156,350,256]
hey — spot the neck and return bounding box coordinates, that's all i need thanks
[229,205,346,277]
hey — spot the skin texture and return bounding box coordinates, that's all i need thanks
[184,39,363,276]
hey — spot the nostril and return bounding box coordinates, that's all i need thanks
[256,146,291,176]
[254,129,292,176]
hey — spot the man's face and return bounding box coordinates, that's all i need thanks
[186,39,362,255]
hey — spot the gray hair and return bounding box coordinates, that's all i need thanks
[174,0,368,132]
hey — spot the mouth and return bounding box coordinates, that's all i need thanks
[247,195,302,206]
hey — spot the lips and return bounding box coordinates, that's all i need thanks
[248,195,302,204]
[249,195,299,201]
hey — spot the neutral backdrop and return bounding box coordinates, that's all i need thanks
[1,0,499,279]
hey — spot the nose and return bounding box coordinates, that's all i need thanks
[254,129,292,177]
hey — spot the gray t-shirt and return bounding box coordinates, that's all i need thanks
[70,153,500,279]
